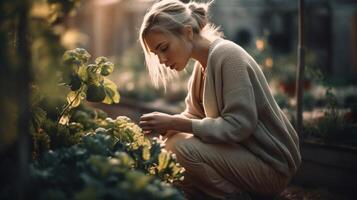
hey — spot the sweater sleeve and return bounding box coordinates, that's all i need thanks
[191,56,258,143]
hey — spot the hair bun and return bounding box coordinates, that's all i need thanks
[188,2,207,17]
[188,2,208,30]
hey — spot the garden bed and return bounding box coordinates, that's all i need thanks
[292,139,357,197]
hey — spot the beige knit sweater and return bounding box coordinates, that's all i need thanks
[181,38,301,177]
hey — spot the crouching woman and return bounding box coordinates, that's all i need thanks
[138,0,301,199]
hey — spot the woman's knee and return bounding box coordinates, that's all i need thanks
[165,133,202,163]
[164,132,193,153]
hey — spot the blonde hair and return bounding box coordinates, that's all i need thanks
[139,0,222,89]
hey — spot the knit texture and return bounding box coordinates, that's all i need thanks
[181,38,301,177]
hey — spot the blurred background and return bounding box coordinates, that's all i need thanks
[55,1,357,195]
[59,0,357,122]
[1,0,357,199]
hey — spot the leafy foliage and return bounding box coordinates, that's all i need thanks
[59,48,120,125]
[30,134,184,200]
[28,48,185,199]
[1,0,185,199]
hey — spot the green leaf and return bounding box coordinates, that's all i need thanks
[78,65,88,82]
[142,146,150,161]
[70,74,82,91]
[87,64,98,73]
[62,48,91,68]
[63,50,81,65]
[68,122,84,134]
[157,150,171,171]
[86,84,106,102]
[95,56,108,65]
[100,62,114,76]
[102,78,120,104]
[79,91,86,100]
[87,64,100,85]
[74,48,91,64]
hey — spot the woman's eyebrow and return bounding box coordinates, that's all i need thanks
[155,42,165,50]
[150,42,165,53]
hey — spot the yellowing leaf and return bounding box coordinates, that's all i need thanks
[74,48,91,63]
[158,151,170,171]
[102,78,120,104]
[67,91,81,108]
[100,62,114,76]
[87,65,100,85]
[79,91,86,100]
[59,115,70,125]
[78,65,88,81]
[142,146,150,161]
[95,56,108,65]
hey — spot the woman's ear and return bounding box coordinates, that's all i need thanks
[183,25,193,41]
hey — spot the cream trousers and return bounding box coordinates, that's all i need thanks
[164,132,290,199]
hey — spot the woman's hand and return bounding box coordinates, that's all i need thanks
[139,112,174,136]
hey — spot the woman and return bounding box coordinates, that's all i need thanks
[138,0,301,199]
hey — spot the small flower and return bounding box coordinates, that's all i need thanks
[179,168,186,173]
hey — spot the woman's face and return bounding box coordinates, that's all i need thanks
[144,29,192,71]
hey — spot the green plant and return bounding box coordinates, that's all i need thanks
[59,48,119,124]
[30,134,184,200]
[1,1,185,198]
[25,48,185,200]
[30,48,120,158]
[303,87,357,146]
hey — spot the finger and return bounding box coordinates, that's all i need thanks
[141,126,153,131]
[145,111,159,114]
[140,115,154,121]
[139,121,152,127]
